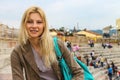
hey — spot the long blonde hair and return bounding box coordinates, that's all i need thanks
[19,6,57,67]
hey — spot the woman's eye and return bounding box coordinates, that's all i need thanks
[27,20,33,23]
[26,20,43,24]
[37,21,43,24]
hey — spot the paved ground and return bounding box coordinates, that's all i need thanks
[0,74,12,80]
[0,65,12,80]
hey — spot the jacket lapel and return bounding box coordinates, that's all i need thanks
[51,61,63,80]
[22,41,40,76]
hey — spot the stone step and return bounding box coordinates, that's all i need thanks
[0,65,12,80]
[0,55,10,69]
[0,74,12,80]
[96,75,108,80]
[0,65,11,74]
[0,48,13,55]
[93,69,107,79]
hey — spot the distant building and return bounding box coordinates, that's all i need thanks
[75,30,102,42]
[102,25,112,38]
[116,18,120,41]
[0,24,19,38]
[0,23,18,48]
[116,18,120,29]
[49,31,57,37]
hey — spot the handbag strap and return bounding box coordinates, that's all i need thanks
[53,37,62,60]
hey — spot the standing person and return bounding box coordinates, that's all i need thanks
[88,39,94,47]
[100,55,104,67]
[111,61,115,75]
[102,42,106,49]
[107,64,113,80]
[90,50,95,60]
[65,40,72,51]
[84,54,89,66]
[10,6,83,80]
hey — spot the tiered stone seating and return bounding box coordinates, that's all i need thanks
[88,66,108,80]
[0,48,13,69]
[0,48,13,80]
[77,43,120,80]
[0,55,10,69]
[0,43,120,80]
[93,68,108,80]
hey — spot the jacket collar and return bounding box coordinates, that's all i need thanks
[21,40,40,76]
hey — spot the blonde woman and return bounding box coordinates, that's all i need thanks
[11,6,83,80]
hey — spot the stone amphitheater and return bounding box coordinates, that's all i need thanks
[1,23,120,80]
[79,43,120,80]
[1,21,120,80]
[0,41,120,80]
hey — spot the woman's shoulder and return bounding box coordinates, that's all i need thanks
[10,44,23,59]
[11,44,24,56]
[12,44,22,51]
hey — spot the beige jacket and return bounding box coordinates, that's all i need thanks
[11,40,83,80]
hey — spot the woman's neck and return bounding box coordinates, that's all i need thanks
[29,38,39,48]
[29,38,42,56]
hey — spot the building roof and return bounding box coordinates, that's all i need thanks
[76,30,102,38]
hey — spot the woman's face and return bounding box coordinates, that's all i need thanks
[26,12,44,39]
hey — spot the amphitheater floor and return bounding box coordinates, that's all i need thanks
[0,74,12,80]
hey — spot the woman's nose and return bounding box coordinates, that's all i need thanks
[32,22,38,27]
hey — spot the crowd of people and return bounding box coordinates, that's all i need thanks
[65,39,120,80]
[102,42,113,49]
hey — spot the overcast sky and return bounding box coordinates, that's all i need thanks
[0,0,120,30]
